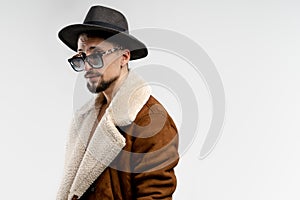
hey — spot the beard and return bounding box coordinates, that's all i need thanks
[87,75,119,94]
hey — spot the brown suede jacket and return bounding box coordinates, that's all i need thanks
[78,96,179,200]
[57,72,179,200]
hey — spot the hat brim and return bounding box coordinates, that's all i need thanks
[58,24,148,60]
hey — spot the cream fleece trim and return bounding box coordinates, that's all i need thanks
[108,71,152,126]
[57,71,151,200]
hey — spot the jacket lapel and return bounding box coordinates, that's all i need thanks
[57,71,151,200]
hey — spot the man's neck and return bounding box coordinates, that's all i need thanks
[103,69,129,104]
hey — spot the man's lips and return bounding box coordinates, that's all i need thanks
[85,75,100,78]
[84,73,101,79]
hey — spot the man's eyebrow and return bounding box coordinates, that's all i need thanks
[77,46,105,53]
[92,46,105,52]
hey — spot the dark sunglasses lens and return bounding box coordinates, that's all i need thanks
[86,53,103,68]
[70,58,84,71]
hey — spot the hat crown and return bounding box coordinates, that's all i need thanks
[83,6,128,32]
[58,5,148,60]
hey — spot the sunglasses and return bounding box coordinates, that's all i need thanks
[68,47,123,72]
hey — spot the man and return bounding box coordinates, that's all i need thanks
[57,5,179,200]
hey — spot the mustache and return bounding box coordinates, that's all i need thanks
[84,71,102,78]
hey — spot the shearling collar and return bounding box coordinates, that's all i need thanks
[57,71,151,200]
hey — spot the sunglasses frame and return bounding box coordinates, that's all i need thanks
[68,46,123,72]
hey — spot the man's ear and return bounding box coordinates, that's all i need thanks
[121,49,130,67]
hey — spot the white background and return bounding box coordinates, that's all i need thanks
[0,0,299,199]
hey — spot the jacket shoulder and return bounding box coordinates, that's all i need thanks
[132,95,178,137]
[137,95,168,119]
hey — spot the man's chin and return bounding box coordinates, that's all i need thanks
[86,76,118,94]
[87,83,100,94]
[87,83,107,94]
[88,89,100,94]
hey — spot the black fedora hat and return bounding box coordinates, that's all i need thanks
[58,5,148,60]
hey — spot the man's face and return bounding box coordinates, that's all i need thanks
[77,35,124,94]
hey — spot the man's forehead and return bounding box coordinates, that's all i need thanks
[77,34,111,52]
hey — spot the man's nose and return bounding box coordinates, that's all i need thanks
[84,61,93,72]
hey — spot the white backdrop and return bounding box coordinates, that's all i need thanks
[0,0,299,199]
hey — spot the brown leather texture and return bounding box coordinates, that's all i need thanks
[78,96,179,200]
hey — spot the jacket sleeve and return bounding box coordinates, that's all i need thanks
[130,106,179,200]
